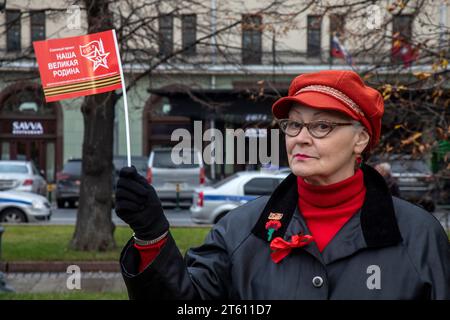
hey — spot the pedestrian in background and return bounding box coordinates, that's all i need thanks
[375,162,401,197]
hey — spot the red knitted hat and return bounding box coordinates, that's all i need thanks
[272,70,384,150]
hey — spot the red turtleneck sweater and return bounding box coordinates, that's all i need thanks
[297,168,366,252]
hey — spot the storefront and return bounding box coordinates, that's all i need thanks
[0,82,63,182]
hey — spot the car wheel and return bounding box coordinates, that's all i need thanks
[214,211,229,224]
[57,199,66,209]
[0,208,27,223]
[69,200,78,209]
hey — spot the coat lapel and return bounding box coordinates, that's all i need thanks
[359,163,403,247]
[251,173,298,242]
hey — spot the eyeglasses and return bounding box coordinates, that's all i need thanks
[278,119,354,138]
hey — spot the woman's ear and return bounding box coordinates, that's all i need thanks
[354,129,370,155]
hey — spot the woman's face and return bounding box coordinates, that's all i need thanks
[285,104,369,185]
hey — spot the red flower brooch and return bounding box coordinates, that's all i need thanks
[265,212,283,241]
[265,220,282,241]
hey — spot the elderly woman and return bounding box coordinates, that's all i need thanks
[116,70,449,300]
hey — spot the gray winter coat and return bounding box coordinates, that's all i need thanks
[120,164,450,300]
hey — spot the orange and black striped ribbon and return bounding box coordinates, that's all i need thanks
[43,74,121,98]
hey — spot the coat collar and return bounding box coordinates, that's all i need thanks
[251,163,402,249]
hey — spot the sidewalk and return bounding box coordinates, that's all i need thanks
[0,261,120,273]
[4,272,126,293]
[0,261,126,294]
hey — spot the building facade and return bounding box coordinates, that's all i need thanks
[0,0,448,182]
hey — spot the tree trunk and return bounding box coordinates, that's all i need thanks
[71,0,117,251]
[71,91,118,251]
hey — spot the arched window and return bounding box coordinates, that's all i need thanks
[1,88,54,116]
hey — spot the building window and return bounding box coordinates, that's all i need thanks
[30,11,46,43]
[392,15,413,62]
[158,14,173,57]
[307,15,322,58]
[393,15,413,41]
[1,89,52,116]
[6,10,21,52]
[182,14,196,56]
[242,14,262,65]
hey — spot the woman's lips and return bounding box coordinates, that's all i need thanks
[294,153,317,160]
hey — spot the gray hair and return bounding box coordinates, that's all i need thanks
[352,120,364,132]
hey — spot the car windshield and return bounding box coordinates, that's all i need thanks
[114,157,147,176]
[63,161,82,174]
[152,150,200,169]
[0,164,28,174]
[134,161,148,174]
[212,173,239,188]
[391,160,431,174]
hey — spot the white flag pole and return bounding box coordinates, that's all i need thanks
[111,29,131,167]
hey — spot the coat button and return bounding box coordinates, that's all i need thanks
[312,276,324,288]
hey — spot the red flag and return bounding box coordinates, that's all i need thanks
[331,33,352,65]
[392,34,419,68]
[33,30,122,102]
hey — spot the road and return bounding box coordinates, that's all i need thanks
[49,206,200,227]
[47,205,450,230]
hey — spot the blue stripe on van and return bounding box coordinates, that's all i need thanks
[0,198,32,206]
[203,194,258,202]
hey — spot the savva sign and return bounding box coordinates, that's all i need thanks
[12,121,44,135]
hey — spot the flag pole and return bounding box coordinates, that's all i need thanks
[111,29,131,167]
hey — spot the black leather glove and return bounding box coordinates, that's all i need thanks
[115,166,169,240]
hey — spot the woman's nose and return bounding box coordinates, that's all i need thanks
[293,125,313,144]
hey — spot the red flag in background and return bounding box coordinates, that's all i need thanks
[331,32,353,65]
[331,35,345,59]
[392,32,419,68]
[33,30,122,102]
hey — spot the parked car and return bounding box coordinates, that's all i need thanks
[190,171,289,224]
[276,167,292,175]
[0,190,51,223]
[56,159,82,208]
[113,155,148,184]
[0,160,47,196]
[57,158,118,208]
[370,154,437,212]
[148,147,205,207]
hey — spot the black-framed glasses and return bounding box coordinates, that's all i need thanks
[278,119,354,138]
